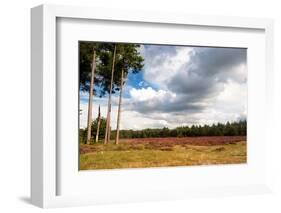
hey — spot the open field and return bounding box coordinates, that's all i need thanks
[79,136,247,170]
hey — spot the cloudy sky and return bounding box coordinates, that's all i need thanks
[80,44,247,130]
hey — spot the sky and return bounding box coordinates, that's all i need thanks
[80,44,247,130]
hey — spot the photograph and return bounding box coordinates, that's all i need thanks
[79,42,247,170]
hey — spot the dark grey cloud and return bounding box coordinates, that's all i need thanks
[126,94,206,114]
[191,47,246,77]
[168,47,247,94]
[132,46,247,115]
[162,47,247,113]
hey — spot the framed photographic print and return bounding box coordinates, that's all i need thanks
[31,4,274,208]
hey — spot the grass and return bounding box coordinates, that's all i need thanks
[79,139,246,170]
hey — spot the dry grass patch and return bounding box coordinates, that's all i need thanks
[80,138,246,170]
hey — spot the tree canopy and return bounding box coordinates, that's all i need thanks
[79,42,144,97]
[98,43,144,96]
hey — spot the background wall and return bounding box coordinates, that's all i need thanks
[0,0,280,212]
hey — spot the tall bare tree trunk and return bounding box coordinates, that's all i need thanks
[95,105,101,143]
[108,126,111,142]
[86,50,96,144]
[104,112,110,144]
[115,68,124,144]
[104,44,117,144]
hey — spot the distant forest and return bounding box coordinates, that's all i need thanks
[79,119,247,144]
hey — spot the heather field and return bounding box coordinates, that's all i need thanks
[79,136,246,170]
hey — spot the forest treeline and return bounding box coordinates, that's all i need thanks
[80,119,247,144]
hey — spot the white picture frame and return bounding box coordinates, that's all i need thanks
[31,4,274,208]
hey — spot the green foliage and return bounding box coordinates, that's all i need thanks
[79,42,144,97]
[91,117,107,142]
[115,44,144,84]
[110,120,247,139]
[98,43,144,96]
[80,119,246,142]
[95,43,117,97]
[79,129,87,144]
[79,42,117,96]
[80,117,107,143]
[79,42,103,93]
